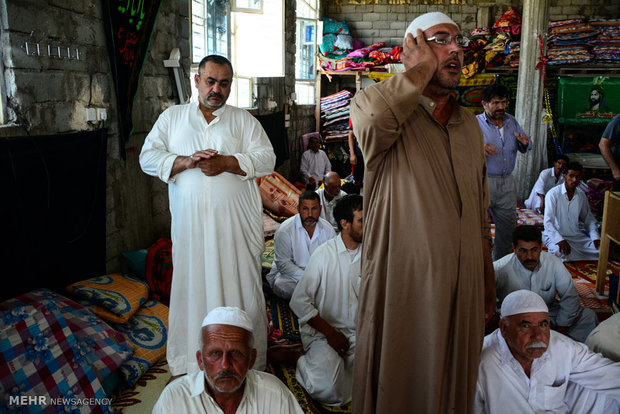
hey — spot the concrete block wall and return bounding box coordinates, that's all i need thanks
[322,1,619,47]
[0,0,190,272]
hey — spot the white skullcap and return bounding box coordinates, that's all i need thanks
[201,306,254,333]
[501,290,549,318]
[404,12,459,39]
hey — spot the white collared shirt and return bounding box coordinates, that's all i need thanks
[316,188,347,231]
[268,214,336,281]
[543,184,599,247]
[475,330,620,414]
[299,149,331,183]
[153,369,303,414]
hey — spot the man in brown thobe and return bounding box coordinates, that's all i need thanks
[350,12,496,414]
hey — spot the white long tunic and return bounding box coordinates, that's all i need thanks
[266,214,335,299]
[140,102,275,375]
[543,184,600,261]
[316,188,347,232]
[152,369,303,414]
[524,167,564,213]
[299,149,331,183]
[493,252,597,342]
[290,234,361,404]
[475,329,620,414]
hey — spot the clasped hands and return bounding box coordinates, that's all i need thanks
[189,149,230,176]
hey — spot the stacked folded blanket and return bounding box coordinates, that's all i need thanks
[320,90,353,142]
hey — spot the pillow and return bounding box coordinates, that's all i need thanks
[0,289,133,410]
[322,17,350,35]
[66,274,149,324]
[110,300,169,388]
[121,249,148,280]
[334,34,353,50]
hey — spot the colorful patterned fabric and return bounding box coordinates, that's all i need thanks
[257,172,302,218]
[145,238,173,307]
[111,300,168,388]
[516,207,544,227]
[67,274,149,324]
[262,238,276,270]
[0,289,134,412]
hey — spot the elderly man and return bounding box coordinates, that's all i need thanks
[494,225,597,342]
[475,290,620,413]
[140,55,275,376]
[477,83,532,261]
[524,154,569,214]
[266,191,336,299]
[316,171,347,232]
[300,136,331,188]
[153,307,303,414]
[350,11,495,414]
[543,161,600,261]
[290,194,363,405]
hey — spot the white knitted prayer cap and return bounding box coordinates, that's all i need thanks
[201,306,254,333]
[404,12,459,39]
[501,290,549,318]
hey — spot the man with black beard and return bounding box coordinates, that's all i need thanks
[477,83,532,261]
[290,194,363,405]
[266,191,336,299]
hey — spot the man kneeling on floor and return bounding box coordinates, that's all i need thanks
[475,290,620,414]
[493,225,597,342]
[290,194,363,405]
[153,307,303,414]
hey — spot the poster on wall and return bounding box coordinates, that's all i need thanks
[452,73,496,116]
[557,76,619,126]
[102,0,163,157]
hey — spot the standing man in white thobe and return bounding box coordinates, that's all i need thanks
[300,136,331,189]
[140,55,276,379]
[543,161,600,261]
[290,194,363,405]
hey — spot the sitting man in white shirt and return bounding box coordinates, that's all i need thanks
[543,161,601,261]
[586,313,620,362]
[494,225,597,342]
[153,306,303,414]
[475,290,620,414]
[524,154,568,214]
[290,194,363,405]
[300,136,331,189]
[316,171,347,232]
[267,191,336,299]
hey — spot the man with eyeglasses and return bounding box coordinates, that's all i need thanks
[477,83,532,262]
[475,289,620,413]
[350,11,495,414]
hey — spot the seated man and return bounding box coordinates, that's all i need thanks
[290,195,363,405]
[543,161,601,261]
[267,191,336,299]
[524,154,569,214]
[300,136,331,189]
[494,225,597,342]
[153,306,303,414]
[316,171,347,232]
[586,313,620,362]
[475,290,620,414]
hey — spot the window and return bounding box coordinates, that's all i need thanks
[295,0,319,105]
[191,0,283,108]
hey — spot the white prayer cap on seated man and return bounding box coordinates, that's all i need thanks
[500,289,549,318]
[404,11,459,39]
[201,306,254,333]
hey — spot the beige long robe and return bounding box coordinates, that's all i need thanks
[350,74,491,414]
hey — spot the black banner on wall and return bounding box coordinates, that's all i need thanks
[102,0,163,158]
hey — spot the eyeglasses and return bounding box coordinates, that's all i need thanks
[425,33,470,47]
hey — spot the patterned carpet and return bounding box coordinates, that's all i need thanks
[111,357,170,413]
[564,260,619,320]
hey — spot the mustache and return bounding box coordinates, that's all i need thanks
[215,370,239,380]
[526,341,547,350]
[208,92,223,99]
